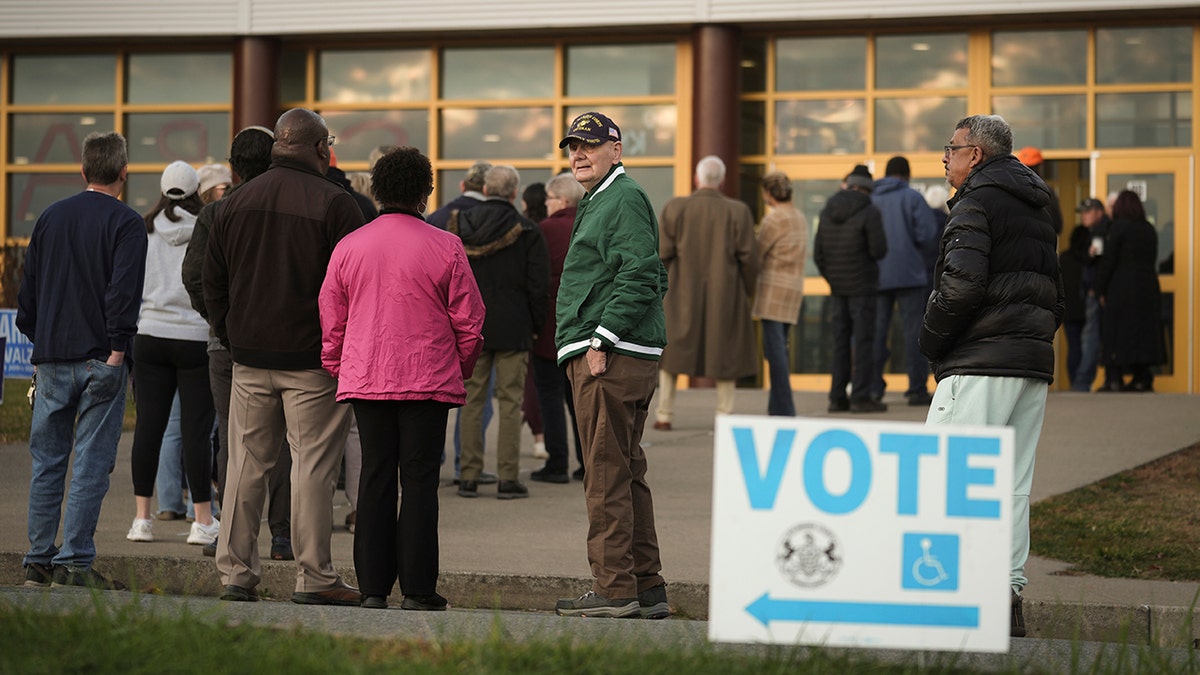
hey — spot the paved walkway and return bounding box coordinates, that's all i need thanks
[2,388,1198,645]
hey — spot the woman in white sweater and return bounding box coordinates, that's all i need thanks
[126,161,218,547]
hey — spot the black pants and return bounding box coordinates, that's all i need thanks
[351,398,450,598]
[829,294,877,404]
[209,347,291,537]
[530,355,582,474]
[130,335,215,502]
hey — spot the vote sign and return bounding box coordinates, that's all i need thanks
[709,415,1013,653]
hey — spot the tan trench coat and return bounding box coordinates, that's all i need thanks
[659,188,759,379]
[751,202,808,324]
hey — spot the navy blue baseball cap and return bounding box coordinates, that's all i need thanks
[558,112,621,149]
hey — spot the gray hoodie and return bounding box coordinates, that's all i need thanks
[138,208,209,341]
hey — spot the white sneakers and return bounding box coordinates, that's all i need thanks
[533,441,549,459]
[126,518,153,542]
[187,519,220,546]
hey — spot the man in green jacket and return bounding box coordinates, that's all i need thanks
[553,112,670,620]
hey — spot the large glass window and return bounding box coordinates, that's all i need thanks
[440,107,554,160]
[875,33,967,89]
[10,114,116,164]
[565,105,677,157]
[875,97,966,153]
[1097,92,1192,148]
[991,30,1087,86]
[13,55,116,104]
[125,112,230,163]
[322,110,431,160]
[1097,26,1192,84]
[319,49,431,102]
[127,53,232,104]
[567,44,675,96]
[442,47,554,100]
[775,100,865,154]
[776,37,866,91]
[992,95,1087,149]
[8,174,82,238]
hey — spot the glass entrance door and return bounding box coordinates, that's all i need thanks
[1093,154,1192,393]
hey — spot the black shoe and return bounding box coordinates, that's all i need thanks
[1011,591,1026,638]
[497,479,529,500]
[906,391,933,406]
[220,584,259,602]
[51,565,126,591]
[401,592,449,611]
[572,467,585,481]
[23,562,54,588]
[454,471,497,486]
[850,399,888,413]
[1096,381,1122,393]
[203,538,217,558]
[456,480,478,498]
[555,591,639,618]
[271,535,294,561]
[638,584,670,620]
[531,468,570,484]
[827,399,850,413]
[361,595,388,609]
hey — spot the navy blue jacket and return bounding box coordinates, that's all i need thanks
[871,176,939,290]
[17,191,147,363]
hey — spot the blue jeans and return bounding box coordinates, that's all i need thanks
[25,359,128,570]
[873,287,930,399]
[154,392,190,516]
[1073,293,1102,391]
[761,320,795,416]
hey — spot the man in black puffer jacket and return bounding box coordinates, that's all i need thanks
[813,164,888,413]
[922,114,1064,640]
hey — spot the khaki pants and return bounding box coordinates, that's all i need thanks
[568,353,665,599]
[460,350,528,482]
[216,365,351,592]
[654,370,735,424]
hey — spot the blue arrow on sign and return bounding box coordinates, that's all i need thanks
[745,593,979,628]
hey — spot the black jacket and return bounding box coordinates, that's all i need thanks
[451,198,550,351]
[813,189,887,296]
[920,155,1065,383]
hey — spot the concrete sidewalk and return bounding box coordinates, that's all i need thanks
[2,388,1199,645]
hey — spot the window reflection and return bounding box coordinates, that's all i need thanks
[322,110,430,161]
[875,97,966,153]
[442,47,554,100]
[876,33,967,90]
[8,174,83,237]
[10,114,115,164]
[127,53,231,104]
[13,55,116,104]
[991,30,1087,86]
[794,295,833,373]
[1097,93,1191,148]
[440,108,552,160]
[775,100,865,154]
[564,105,676,157]
[567,44,675,96]
[624,166,675,219]
[1097,27,1192,85]
[126,113,230,163]
[319,49,431,102]
[776,37,866,91]
[796,178,843,278]
[992,95,1086,149]
[741,38,767,93]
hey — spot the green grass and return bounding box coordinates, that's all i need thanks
[0,377,136,443]
[1030,442,1200,581]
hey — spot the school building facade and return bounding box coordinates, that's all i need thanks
[2,1,1197,392]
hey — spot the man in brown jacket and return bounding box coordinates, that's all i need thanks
[654,155,758,430]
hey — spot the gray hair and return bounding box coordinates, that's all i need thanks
[463,161,492,192]
[955,115,1012,159]
[81,132,128,185]
[545,173,585,207]
[483,165,520,200]
[696,155,726,187]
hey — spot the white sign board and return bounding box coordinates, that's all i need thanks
[0,309,34,379]
[709,415,1014,653]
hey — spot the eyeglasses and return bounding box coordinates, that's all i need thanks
[325,135,337,146]
[943,144,976,156]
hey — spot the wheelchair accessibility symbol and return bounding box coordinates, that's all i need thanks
[901,533,959,592]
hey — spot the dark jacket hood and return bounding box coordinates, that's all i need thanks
[453,198,536,257]
[952,154,1051,211]
[823,188,874,225]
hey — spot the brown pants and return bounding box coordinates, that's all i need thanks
[216,365,351,593]
[567,353,664,599]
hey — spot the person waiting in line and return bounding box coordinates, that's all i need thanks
[1094,190,1165,392]
[1059,225,1091,388]
[126,161,219,548]
[813,164,888,414]
[520,181,550,461]
[1073,197,1111,391]
[751,171,808,417]
[320,146,485,611]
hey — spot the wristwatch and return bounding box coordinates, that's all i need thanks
[589,337,610,352]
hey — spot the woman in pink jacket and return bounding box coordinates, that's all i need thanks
[319,147,485,611]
